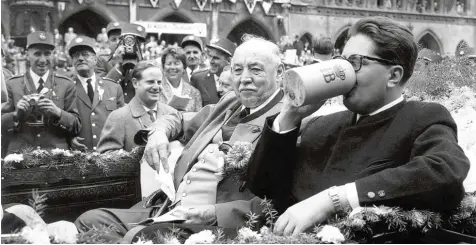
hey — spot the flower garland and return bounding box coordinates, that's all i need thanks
[2,147,144,176]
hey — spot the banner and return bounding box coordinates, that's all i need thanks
[196,0,207,11]
[262,0,273,14]
[134,21,208,37]
[244,0,258,13]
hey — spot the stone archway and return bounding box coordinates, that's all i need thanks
[227,18,273,45]
[300,32,313,52]
[417,30,443,55]
[58,8,113,38]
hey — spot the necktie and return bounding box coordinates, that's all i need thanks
[86,79,94,102]
[147,110,156,122]
[37,78,44,93]
[222,107,250,141]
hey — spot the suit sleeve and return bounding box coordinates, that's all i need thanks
[116,84,125,108]
[1,80,17,131]
[95,56,113,78]
[97,110,125,153]
[51,82,81,136]
[214,197,264,228]
[355,103,470,211]
[151,104,214,143]
[104,66,124,82]
[246,116,301,213]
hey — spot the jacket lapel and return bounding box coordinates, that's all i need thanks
[129,97,153,127]
[74,77,92,108]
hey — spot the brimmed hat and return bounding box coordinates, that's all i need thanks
[106,21,123,35]
[206,37,236,57]
[26,31,55,50]
[181,35,203,51]
[120,23,146,42]
[68,36,97,56]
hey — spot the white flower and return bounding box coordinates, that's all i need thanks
[237,227,262,241]
[20,226,51,244]
[4,153,24,163]
[31,149,48,157]
[47,221,78,244]
[98,87,105,101]
[316,225,345,244]
[259,226,271,235]
[164,237,181,244]
[51,148,73,157]
[184,230,215,244]
[133,237,153,244]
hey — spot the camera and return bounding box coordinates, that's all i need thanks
[121,34,141,72]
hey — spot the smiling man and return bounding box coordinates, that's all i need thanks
[180,35,207,83]
[1,31,81,154]
[190,37,236,106]
[68,36,125,152]
[75,36,285,242]
[96,61,177,153]
[247,16,470,236]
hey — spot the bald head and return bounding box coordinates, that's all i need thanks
[230,37,284,108]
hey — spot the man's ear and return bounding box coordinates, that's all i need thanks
[387,65,404,88]
[132,78,139,89]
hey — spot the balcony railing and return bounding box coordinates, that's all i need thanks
[322,0,471,16]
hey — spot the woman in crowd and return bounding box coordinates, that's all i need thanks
[159,47,202,112]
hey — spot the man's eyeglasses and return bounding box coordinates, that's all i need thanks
[333,54,395,72]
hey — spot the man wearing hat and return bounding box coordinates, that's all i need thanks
[55,55,75,79]
[95,21,124,78]
[103,22,147,103]
[1,31,81,154]
[68,36,125,151]
[190,36,236,106]
[181,35,207,83]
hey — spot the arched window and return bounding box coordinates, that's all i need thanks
[418,32,443,55]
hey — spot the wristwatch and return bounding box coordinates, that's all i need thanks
[328,186,344,213]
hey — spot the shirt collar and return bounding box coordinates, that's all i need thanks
[142,103,158,112]
[357,95,404,120]
[242,89,281,114]
[30,69,50,87]
[77,73,96,86]
[186,67,198,75]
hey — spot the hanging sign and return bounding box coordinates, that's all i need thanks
[150,0,159,7]
[196,0,208,11]
[244,0,258,13]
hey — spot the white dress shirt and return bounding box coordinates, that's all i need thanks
[214,74,219,89]
[272,95,405,209]
[77,73,97,93]
[186,67,199,81]
[30,69,50,90]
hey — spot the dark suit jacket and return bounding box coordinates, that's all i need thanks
[97,97,177,153]
[73,76,125,150]
[190,69,220,106]
[104,67,135,103]
[150,90,284,228]
[247,101,470,213]
[1,72,81,153]
[95,55,113,79]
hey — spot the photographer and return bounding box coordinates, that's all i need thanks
[103,23,146,103]
[1,31,81,154]
[95,21,123,78]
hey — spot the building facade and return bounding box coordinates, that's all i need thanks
[1,0,475,56]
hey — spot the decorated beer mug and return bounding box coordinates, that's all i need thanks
[283,59,356,107]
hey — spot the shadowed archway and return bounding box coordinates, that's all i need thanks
[418,32,443,55]
[58,9,110,38]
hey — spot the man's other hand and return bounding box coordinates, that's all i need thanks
[71,137,87,151]
[15,95,33,120]
[278,98,326,131]
[273,190,334,236]
[144,130,171,174]
[37,97,61,118]
[180,205,217,225]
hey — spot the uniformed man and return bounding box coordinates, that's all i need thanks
[95,21,124,78]
[1,31,81,154]
[68,36,125,152]
[180,35,207,83]
[190,37,236,106]
[55,56,75,79]
[103,23,146,103]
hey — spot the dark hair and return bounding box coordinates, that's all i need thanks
[348,16,418,84]
[312,36,333,55]
[161,47,187,69]
[131,60,160,80]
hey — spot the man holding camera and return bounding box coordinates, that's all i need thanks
[1,31,81,154]
[190,37,236,106]
[95,21,123,78]
[103,23,147,103]
[68,36,125,152]
[246,16,470,236]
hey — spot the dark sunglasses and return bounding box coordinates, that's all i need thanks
[333,54,395,72]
